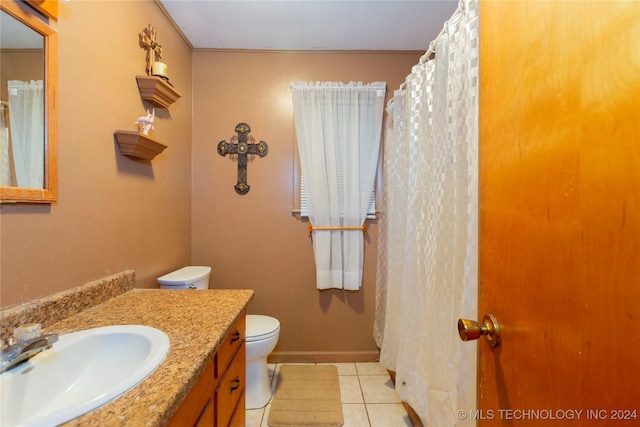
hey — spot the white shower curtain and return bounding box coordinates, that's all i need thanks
[8,80,45,189]
[292,81,386,290]
[374,0,479,425]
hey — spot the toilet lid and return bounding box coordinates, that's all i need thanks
[246,315,280,342]
[157,266,211,285]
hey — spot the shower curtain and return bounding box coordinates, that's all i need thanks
[374,0,479,425]
[7,80,45,189]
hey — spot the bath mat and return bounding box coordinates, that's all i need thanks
[268,365,343,427]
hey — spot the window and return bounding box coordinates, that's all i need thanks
[290,81,385,290]
[300,175,377,219]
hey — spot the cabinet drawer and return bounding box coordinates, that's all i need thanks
[215,314,245,379]
[215,344,246,427]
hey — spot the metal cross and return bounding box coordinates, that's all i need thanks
[217,123,268,195]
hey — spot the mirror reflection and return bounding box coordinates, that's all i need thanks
[0,10,45,189]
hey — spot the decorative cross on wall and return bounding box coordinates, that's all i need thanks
[139,24,162,76]
[217,123,269,195]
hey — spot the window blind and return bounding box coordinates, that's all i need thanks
[300,176,376,218]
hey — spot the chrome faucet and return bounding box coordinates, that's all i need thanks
[0,333,58,374]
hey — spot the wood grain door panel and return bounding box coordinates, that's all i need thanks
[478,0,640,424]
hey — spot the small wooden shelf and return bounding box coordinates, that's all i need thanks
[115,130,167,160]
[135,75,181,108]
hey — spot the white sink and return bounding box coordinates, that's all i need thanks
[0,325,170,427]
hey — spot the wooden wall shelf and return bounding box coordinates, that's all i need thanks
[25,0,58,20]
[135,75,181,108]
[115,130,167,160]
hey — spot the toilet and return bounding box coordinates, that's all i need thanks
[245,314,280,409]
[157,266,280,410]
[157,266,211,290]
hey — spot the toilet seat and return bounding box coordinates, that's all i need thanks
[246,315,280,342]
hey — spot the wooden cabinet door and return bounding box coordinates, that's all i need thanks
[168,359,215,427]
[196,400,214,427]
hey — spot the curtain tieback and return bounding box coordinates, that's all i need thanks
[307,222,367,237]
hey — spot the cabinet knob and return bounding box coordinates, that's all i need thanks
[230,331,241,343]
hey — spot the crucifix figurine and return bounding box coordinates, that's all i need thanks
[217,123,269,194]
[139,24,162,76]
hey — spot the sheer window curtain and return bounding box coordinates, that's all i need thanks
[7,80,44,189]
[374,0,479,425]
[291,81,386,290]
[0,102,10,186]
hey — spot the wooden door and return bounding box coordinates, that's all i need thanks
[478,1,640,425]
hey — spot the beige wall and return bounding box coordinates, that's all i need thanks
[191,51,420,360]
[0,0,193,307]
[1,50,43,100]
[1,0,421,361]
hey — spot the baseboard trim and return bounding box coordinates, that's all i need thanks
[268,350,380,364]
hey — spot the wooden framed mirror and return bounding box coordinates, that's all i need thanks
[0,1,57,203]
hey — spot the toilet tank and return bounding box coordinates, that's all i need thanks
[157,266,211,290]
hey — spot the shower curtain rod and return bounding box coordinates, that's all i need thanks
[386,3,463,108]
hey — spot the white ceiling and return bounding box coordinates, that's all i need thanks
[158,0,459,51]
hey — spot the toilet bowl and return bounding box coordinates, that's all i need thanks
[245,314,280,409]
[157,267,280,410]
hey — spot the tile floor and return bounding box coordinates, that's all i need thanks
[246,362,413,427]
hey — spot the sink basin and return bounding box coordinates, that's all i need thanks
[0,325,170,427]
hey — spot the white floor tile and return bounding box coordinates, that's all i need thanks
[359,375,401,404]
[342,403,370,427]
[270,373,278,397]
[267,363,276,378]
[245,407,265,427]
[339,375,364,404]
[260,404,272,427]
[318,362,358,376]
[248,361,411,427]
[356,362,389,376]
[366,403,413,427]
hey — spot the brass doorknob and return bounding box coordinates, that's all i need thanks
[458,313,501,347]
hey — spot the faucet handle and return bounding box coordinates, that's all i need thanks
[1,337,16,350]
[14,323,42,343]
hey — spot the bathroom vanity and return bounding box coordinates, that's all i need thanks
[168,315,246,426]
[0,271,253,426]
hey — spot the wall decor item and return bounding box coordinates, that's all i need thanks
[25,0,58,21]
[217,123,269,194]
[137,25,180,108]
[139,25,164,77]
[114,108,165,161]
[134,109,155,135]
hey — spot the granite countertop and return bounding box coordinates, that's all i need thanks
[44,288,254,427]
